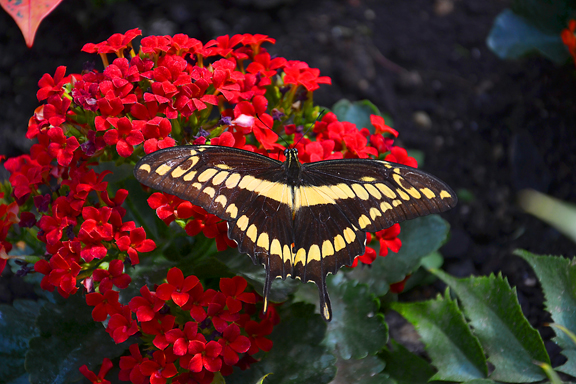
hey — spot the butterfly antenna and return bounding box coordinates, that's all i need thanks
[293,109,327,148]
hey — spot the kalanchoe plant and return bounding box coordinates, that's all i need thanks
[0,29,446,383]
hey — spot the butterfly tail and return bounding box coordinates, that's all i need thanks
[262,266,272,315]
[318,278,332,321]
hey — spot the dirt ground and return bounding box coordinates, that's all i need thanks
[1,0,575,366]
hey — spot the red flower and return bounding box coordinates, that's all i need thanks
[82,28,142,55]
[79,358,113,384]
[141,314,176,350]
[385,147,418,168]
[86,289,122,322]
[140,35,171,55]
[116,227,156,265]
[350,245,377,268]
[156,267,200,307]
[92,259,132,292]
[37,66,69,101]
[219,276,256,314]
[246,52,286,80]
[283,60,331,91]
[245,319,274,355]
[47,127,80,167]
[375,224,402,257]
[166,321,206,356]
[142,116,176,154]
[46,253,81,297]
[205,34,244,58]
[561,20,576,65]
[390,275,411,294]
[370,114,398,137]
[119,344,148,384]
[218,324,250,365]
[106,306,138,343]
[147,192,185,225]
[188,340,223,373]
[129,285,165,322]
[103,117,145,157]
[139,349,178,384]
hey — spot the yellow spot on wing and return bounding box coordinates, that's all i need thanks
[247,224,258,242]
[225,203,238,218]
[361,176,376,182]
[364,184,382,199]
[225,173,242,188]
[397,188,410,201]
[198,168,218,183]
[380,202,392,212]
[215,195,227,207]
[308,244,321,261]
[183,171,197,181]
[394,168,401,174]
[203,187,215,198]
[351,184,370,200]
[192,182,202,190]
[392,200,402,207]
[335,183,355,198]
[237,215,249,231]
[270,239,282,256]
[330,185,349,199]
[334,235,346,251]
[421,188,436,198]
[257,232,270,249]
[212,171,229,185]
[440,190,452,199]
[323,303,331,320]
[358,215,371,229]
[139,164,151,173]
[295,248,306,266]
[370,207,382,220]
[300,186,334,207]
[283,244,292,264]
[322,240,334,257]
[155,164,171,176]
[375,183,396,198]
[343,228,356,244]
[215,163,231,170]
[171,165,189,178]
[189,156,199,167]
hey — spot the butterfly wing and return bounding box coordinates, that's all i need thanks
[291,158,457,320]
[134,145,296,309]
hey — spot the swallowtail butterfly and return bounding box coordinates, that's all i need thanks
[134,145,457,321]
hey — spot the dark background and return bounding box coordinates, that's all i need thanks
[1,0,575,365]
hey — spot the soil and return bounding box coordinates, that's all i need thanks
[1,0,575,368]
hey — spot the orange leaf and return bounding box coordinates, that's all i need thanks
[0,0,64,48]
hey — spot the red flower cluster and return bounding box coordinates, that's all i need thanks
[561,20,576,66]
[0,28,417,382]
[85,268,276,384]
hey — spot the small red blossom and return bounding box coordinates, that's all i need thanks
[390,275,411,294]
[375,224,402,257]
[141,314,176,350]
[107,306,138,343]
[245,319,274,355]
[119,344,148,384]
[82,28,142,56]
[219,276,256,314]
[92,259,132,292]
[116,227,156,265]
[139,349,178,384]
[37,66,69,101]
[47,127,80,167]
[283,60,331,91]
[188,340,223,373]
[385,146,418,168]
[86,289,123,322]
[79,358,113,384]
[156,267,200,307]
[218,323,250,365]
[561,20,576,65]
[103,117,145,157]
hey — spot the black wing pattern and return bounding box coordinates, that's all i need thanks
[134,145,296,314]
[134,145,457,322]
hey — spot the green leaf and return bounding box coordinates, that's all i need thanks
[511,0,576,33]
[392,290,488,382]
[227,303,336,384]
[0,300,42,383]
[514,250,576,376]
[332,99,393,133]
[331,355,391,384]
[26,295,130,384]
[434,270,549,382]
[557,350,576,377]
[323,277,388,359]
[487,9,569,63]
[380,340,435,384]
[349,215,450,296]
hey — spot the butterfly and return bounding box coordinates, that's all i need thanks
[134,145,457,321]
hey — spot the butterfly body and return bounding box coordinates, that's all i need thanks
[134,145,457,321]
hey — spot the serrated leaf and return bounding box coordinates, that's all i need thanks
[332,99,393,133]
[330,355,389,384]
[227,303,336,384]
[380,340,435,384]
[349,215,450,296]
[323,277,388,359]
[487,9,569,63]
[514,250,576,376]
[26,295,130,384]
[434,270,549,382]
[392,290,487,382]
[0,300,42,383]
